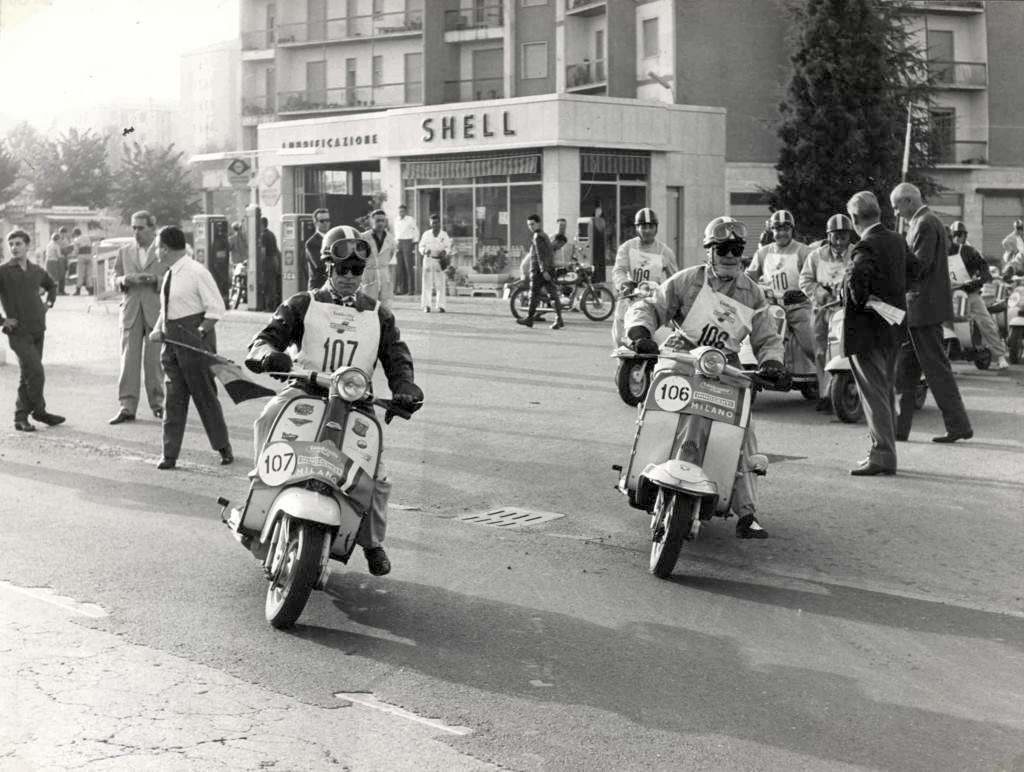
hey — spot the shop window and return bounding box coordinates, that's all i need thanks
[510,185,543,263]
[642,18,659,59]
[521,42,548,80]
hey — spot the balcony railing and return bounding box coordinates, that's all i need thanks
[278,83,420,114]
[566,0,607,13]
[242,29,276,50]
[929,139,988,165]
[274,10,423,46]
[242,94,275,116]
[912,0,984,11]
[444,5,503,31]
[929,60,987,87]
[566,59,606,88]
[443,78,504,103]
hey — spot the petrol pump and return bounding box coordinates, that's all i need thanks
[281,213,315,298]
[245,204,262,310]
[575,216,593,266]
[192,215,230,299]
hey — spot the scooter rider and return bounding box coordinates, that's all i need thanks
[799,214,854,411]
[747,210,816,366]
[949,221,1009,370]
[1001,219,1024,281]
[610,208,679,344]
[624,216,786,539]
[245,225,424,577]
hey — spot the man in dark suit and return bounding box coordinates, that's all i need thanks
[843,192,910,476]
[889,183,972,443]
[305,208,331,290]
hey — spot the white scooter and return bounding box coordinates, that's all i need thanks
[613,341,772,579]
[942,285,1009,370]
[218,366,417,629]
[739,289,817,402]
[1005,279,1024,364]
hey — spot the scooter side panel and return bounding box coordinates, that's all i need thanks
[268,396,326,444]
[625,411,678,492]
[329,497,364,563]
[702,422,747,514]
[342,410,382,479]
[238,480,279,537]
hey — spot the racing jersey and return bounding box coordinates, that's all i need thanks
[799,244,850,307]
[746,240,812,298]
[611,237,678,290]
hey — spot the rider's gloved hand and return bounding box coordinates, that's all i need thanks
[756,359,789,388]
[259,351,293,381]
[627,326,659,356]
[618,280,637,299]
[387,383,423,424]
[962,278,984,294]
[782,289,808,305]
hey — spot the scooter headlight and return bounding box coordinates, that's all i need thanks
[332,367,370,401]
[1009,290,1021,309]
[697,348,727,378]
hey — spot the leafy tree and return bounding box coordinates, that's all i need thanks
[770,0,938,238]
[114,142,201,226]
[4,122,47,185]
[33,127,113,208]
[0,143,23,208]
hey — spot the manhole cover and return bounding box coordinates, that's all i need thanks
[456,507,565,528]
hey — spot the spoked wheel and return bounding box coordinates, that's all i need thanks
[649,489,695,579]
[580,285,616,322]
[509,285,530,320]
[830,371,863,424]
[615,359,651,406]
[264,517,327,629]
[1008,327,1023,365]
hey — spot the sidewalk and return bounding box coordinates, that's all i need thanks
[0,582,492,771]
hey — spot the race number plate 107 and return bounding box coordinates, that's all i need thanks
[653,375,694,412]
[257,442,298,486]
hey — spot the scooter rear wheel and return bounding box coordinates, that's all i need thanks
[616,359,651,406]
[265,518,327,629]
[650,490,695,579]
[1008,327,1023,365]
[830,371,863,424]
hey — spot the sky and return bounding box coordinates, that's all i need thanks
[0,0,238,129]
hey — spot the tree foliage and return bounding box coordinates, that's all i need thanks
[4,122,47,186]
[0,143,23,208]
[33,127,114,208]
[770,0,939,238]
[114,142,201,226]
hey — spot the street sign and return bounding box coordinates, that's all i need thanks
[227,158,252,188]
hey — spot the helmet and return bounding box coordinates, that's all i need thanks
[702,216,748,248]
[769,210,796,229]
[1014,219,1023,230]
[826,214,853,234]
[321,225,370,263]
[634,207,659,227]
[950,220,967,235]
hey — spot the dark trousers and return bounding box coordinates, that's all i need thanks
[8,331,46,420]
[161,314,229,460]
[895,324,971,437]
[527,271,563,321]
[397,240,416,295]
[850,345,898,469]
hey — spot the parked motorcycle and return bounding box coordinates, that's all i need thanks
[509,257,615,322]
[1005,278,1024,364]
[218,365,418,629]
[739,289,818,402]
[613,344,771,579]
[228,262,248,310]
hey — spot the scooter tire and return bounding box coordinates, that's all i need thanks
[830,371,864,424]
[650,490,694,579]
[265,519,327,630]
[974,349,992,370]
[616,359,651,406]
[1008,327,1023,365]
[509,285,529,321]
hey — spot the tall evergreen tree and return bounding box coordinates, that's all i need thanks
[770,0,937,238]
[0,143,23,209]
[114,142,200,226]
[34,128,114,208]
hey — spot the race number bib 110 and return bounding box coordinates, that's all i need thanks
[653,376,694,412]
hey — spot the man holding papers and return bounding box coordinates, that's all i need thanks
[843,191,910,476]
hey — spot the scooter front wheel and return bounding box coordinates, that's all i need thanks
[830,371,863,424]
[615,359,651,406]
[265,518,327,629]
[649,490,695,579]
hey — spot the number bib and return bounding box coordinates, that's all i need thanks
[815,253,848,288]
[294,294,381,375]
[948,250,971,287]
[763,249,801,296]
[679,272,756,353]
[628,244,665,285]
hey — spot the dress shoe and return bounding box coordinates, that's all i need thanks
[219,446,234,465]
[364,546,391,576]
[438,307,446,313]
[895,432,909,442]
[932,430,973,444]
[550,319,565,330]
[850,460,896,476]
[815,397,832,413]
[156,457,177,470]
[516,317,534,327]
[14,418,35,432]
[423,307,430,313]
[736,514,768,539]
[153,407,164,420]
[31,412,65,426]
[109,409,136,425]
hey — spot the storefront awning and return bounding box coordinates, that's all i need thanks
[402,153,539,180]
[581,152,650,176]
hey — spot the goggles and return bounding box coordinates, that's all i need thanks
[327,238,370,261]
[332,261,365,277]
[708,220,748,243]
[770,222,793,231]
[713,242,745,258]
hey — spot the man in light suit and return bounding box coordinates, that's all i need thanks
[110,210,166,424]
[360,208,395,309]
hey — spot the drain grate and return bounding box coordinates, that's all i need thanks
[456,507,565,528]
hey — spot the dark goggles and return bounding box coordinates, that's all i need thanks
[714,242,745,258]
[327,238,370,261]
[709,220,748,242]
[331,261,365,277]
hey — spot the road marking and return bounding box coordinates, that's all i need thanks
[0,581,108,618]
[334,692,472,736]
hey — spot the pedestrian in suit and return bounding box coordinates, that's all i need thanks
[304,208,331,290]
[394,204,419,295]
[889,182,972,443]
[148,226,232,470]
[844,192,909,476]
[359,209,395,308]
[110,210,165,424]
[517,214,564,330]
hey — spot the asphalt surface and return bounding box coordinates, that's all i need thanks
[1,293,1023,770]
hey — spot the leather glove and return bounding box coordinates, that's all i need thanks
[756,359,790,388]
[627,327,659,356]
[387,383,423,424]
[259,351,293,380]
[618,280,637,298]
[782,289,807,305]
[962,279,983,294]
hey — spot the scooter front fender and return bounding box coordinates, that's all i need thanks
[826,355,850,372]
[641,460,718,498]
[1009,317,1024,328]
[260,488,343,544]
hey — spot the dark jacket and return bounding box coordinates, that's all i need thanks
[952,242,989,293]
[842,223,910,357]
[0,260,57,335]
[905,206,952,327]
[305,231,325,290]
[529,230,554,274]
[245,288,415,392]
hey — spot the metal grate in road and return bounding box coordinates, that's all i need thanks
[456,507,565,528]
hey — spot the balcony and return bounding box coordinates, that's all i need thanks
[444,4,503,32]
[929,60,987,89]
[241,95,276,125]
[277,83,421,116]
[566,59,606,92]
[275,10,423,47]
[443,78,504,103]
[241,29,276,59]
[930,139,988,166]
[911,1,984,14]
[566,0,606,16]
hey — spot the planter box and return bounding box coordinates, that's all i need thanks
[464,272,510,297]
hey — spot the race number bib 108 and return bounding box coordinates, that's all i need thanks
[257,442,298,486]
[653,376,694,412]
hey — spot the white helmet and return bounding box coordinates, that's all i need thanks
[769,210,796,229]
[703,216,747,281]
[321,225,370,263]
[826,214,853,234]
[634,207,659,227]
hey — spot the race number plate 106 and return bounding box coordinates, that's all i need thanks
[257,442,298,486]
[652,375,694,412]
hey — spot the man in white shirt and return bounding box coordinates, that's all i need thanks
[148,226,231,470]
[418,213,452,313]
[360,208,395,309]
[394,204,419,296]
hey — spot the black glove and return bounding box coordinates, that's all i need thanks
[962,279,983,294]
[386,383,423,424]
[627,326,659,356]
[618,280,637,299]
[755,359,787,383]
[782,289,807,305]
[258,351,293,381]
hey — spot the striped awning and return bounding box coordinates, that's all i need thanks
[402,153,539,180]
[581,152,650,176]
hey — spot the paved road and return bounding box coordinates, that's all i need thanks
[2,294,1023,770]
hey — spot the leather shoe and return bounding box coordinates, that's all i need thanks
[31,412,65,426]
[895,432,909,442]
[14,418,35,432]
[109,409,135,425]
[850,461,896,476]
[157,457,176,470]
[550,319,565,330]
[153,407,164,420]
[364,546,391,576]
[516,317,534,327]
[736,514,768,539]
[219,446,234,465]
[932,430,973,444]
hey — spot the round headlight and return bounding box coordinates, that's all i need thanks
[697,348,727,377]
[333,367,369,401]
[1009,291,1021,308]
